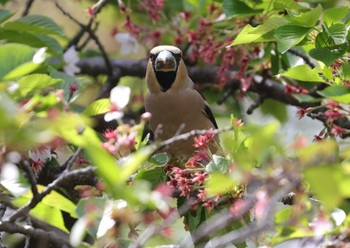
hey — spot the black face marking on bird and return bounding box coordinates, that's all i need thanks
[149,49,182,92]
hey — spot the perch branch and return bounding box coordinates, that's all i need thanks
[21,0,35,16]
[9,166,95,222]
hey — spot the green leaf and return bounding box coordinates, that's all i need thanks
[222,0,262,19]
[134,167,166,187]
[18,74,62,97]
[83,98,111,116]
[0,43,39,81]
[274,25,311,53]
[148,152,169,165]
[271,0,308,11]
[287,4,322,27]
[76,196,108,239]
[206,173,235,196]
[318,85,350,104]
[233,17,289,46]
[0,9,13,24]
[315,31,335,48]
[309,44,347,66]
[304,165,343,210]
[342,63,350,79]
[232,24,263,46]
[275,206,293,224]
[281,65,323,82]
[12,186,77,232]
[206,155,230,173]
[297,139,338,166]
[293,94,321,103]
[4,14,64,36]
[0,30,63,57]
[119,146,155,183]
[260,99,288,123]
[327,23,347,44]
[323,6,349,26]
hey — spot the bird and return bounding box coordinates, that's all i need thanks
[144,45,218,158]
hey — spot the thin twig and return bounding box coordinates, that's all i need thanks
[0,221,71,248]
[22,0,35,16]
[130,197,195,247]
[61,147,82,171]
[158,126,233,150]
[9,166,95,222]
[56,1,114,76]
[206,180,300,247]
[247,93,266,114]
[288,48,316,69]
[19,160,39,199]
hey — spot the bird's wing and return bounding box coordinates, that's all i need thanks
[202,103,218,129]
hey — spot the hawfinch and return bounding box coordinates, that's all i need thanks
[145,45,218,157]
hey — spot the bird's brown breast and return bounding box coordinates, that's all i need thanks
[145,88,216,156]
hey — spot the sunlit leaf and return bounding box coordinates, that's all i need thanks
[18,74,62,97]
[206,173,235,196]
[0,43,39,81]
[318,85,350,104]
[297,139,338,166]
[83,98,111,116]
[12,186,77,232]
[0,30,63,57]
[304,165,343,210]
[281,65,323,82]
[323,6,349,26]
[287,4,322,27]
[119,146,156,183]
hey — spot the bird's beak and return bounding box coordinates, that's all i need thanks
[155,50,177,72]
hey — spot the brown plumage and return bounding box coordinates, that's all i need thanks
[145,45,218,157]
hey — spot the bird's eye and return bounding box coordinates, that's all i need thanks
[149,53,156,60]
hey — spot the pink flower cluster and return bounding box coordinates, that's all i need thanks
[102,125,137,157]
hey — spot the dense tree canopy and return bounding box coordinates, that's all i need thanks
[0,0,350,247]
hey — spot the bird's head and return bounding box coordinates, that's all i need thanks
[146,45,191,92]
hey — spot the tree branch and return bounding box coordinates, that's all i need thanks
[9,166,95,222]
[21,0,35,16]
[0,221,71,248]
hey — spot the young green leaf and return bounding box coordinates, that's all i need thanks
[0,30,63,57]
[83,99,111,116]
[4,15,64,36]
[280,65,323,82]
[274,25,311,53]
[222,0,262,19]
[323,6,349,26]
[18,74,62,97]
[309,44,347,66]
[287,4,322,27]
[0,43,39,81]
[318,85,350,104]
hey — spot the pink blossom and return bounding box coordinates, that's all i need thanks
[325,109,342,122]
